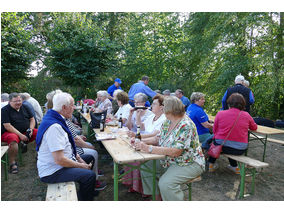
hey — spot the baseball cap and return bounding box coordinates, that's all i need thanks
[114,78,122,84]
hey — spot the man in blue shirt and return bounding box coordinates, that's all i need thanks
[186,92,213,149]
[128,76,156,107]
[107,78,122,98]
[175,89,190,111]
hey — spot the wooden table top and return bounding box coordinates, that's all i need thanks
[1,146,9,158]
[207,114,284,136]
[94,127,165,164]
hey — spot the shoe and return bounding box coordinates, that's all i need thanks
[227,165,240,174]
[9,162,18,174]
[95,181,107,191]
[208,163,218,172]
[19,141,27,153]
[97,169,104,177]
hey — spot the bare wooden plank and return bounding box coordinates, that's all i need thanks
[46,182,77,201]
[223,154,269,169]
[1,146,9,158]
[250,134,284,145]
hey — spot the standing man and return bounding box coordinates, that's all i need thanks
[222,74,254,114]
[128,76,156,107]
[1,93,38,174]
[36,92,97,201]
[175,89,190,111]
[107,78,122,98]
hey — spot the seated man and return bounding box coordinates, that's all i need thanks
[36,92,97,201]
[1,93,38,174]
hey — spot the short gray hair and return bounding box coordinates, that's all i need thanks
[162,89,171,96]
[235,74,245,84]
[20,93,30,101]
[190,92,205,103]
[1,93,9,102]
[53,92,73,112]
[134,92,148,103]
[97,90,109,98]
[243,80,249,87]
[113,89,123,99]
[46,89,62,109]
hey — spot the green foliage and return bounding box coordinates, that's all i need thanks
[1,12,39,92]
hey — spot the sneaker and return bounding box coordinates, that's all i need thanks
[208,163,218,172]
[227,165,240,174]
[95,181,107,191]
[97,169,104,177]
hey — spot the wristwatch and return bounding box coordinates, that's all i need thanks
[148,145,153,153]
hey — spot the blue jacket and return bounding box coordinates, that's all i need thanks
[35,109,77,155]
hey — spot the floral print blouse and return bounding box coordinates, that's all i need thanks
[158,115,205,170]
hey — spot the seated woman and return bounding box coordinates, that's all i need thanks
[113,91,132,126]
[208,93,257,174]
[127,94,166,139]
[92,90,112,115]
[126,93,153,133]
[134,96,205,201]
[186,92,213,149]
[123,92,153,194]
[111,89,123,115]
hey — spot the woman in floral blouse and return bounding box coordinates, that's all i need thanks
[135,96,205,201]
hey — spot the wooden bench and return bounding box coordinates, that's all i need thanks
[223,154,269,199]
[184,176,202,201]
[250,134,284,145]
[1,146,9,181]
[46,181,78,201]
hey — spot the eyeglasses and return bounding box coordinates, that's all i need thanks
[10,100,22,103]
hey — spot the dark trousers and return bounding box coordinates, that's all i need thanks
[208,146,246,167]
[40,154,96,201]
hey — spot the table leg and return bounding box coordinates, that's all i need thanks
[239,162,246,199]
[262,135,267,162]
[113,161,119,201]
[152,160,156,201]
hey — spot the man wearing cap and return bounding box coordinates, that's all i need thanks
[222,74,255,113]
[107,78,122,98]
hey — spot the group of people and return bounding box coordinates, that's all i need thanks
[1,73,258,201]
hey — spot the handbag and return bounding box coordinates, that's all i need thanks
[207,111,242,159]
[90,110,107,128]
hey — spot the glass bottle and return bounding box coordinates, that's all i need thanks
[100,114,105,132]
[118,113,123,128]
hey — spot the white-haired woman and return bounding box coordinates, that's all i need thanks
[93,90,112,115]
[135,96,205,201]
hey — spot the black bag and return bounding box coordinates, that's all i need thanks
[90,110,107,128]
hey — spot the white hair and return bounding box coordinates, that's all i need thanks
[113,89,123,99]
[97,90,109,98]
[52,92,73,112]
[134,92,148,103]
[243,80,250,87]
[235,74,245,84]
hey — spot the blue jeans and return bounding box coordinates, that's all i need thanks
[40,154,96,201]
[200,133,213,150]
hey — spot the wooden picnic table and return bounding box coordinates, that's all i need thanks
[80,112,166,201]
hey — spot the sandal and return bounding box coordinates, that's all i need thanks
[9,162,18,174]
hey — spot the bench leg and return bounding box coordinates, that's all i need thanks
[239,162,246,199]
[262,135,267,162]
[1,152,9,181]
[250,168,256,195]
[113,161,119,201]
[188,183,192,201]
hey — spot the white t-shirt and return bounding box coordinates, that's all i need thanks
[144,114,166,134]
[115,104,132,120]
[130,110,154,134]
[37,123,74,178]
